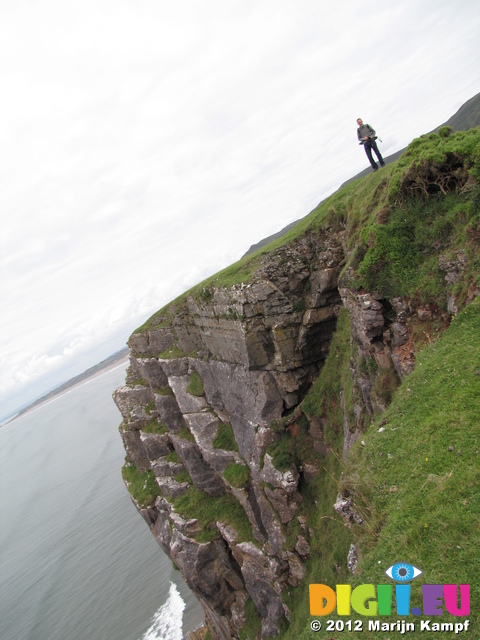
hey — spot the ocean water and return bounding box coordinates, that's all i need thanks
[0,364,204,640]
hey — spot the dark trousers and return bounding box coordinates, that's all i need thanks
[364,140,385,170]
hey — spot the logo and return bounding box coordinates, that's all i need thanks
[309,562,470,618]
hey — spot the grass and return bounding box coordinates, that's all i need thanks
[186,371,204,397]
[121,460,161,509]
[223,462,250,488]
[165,450,181,463]
[154,386,174,396]
[295,296,480,639]
[355,193,478,301]
[158,345,187,359]
[172,485,254,544]
[299,306,362,445]
[238,598,263,640]
[212,421,239,451]
[141,418,168,435]
[178,425,196,442]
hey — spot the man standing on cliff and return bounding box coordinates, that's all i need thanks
[357,118,385,171]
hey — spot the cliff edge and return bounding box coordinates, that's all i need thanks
[114,125,480,639]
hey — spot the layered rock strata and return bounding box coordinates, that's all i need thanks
[114,231,445,639]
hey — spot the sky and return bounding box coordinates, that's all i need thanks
[1,0,479,419]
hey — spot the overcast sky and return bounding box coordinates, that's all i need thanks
[1,0,479,419]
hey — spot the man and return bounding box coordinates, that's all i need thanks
[357,118,385,171]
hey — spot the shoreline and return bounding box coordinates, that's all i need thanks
[2,354,129,427]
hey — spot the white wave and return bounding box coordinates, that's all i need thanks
[140,582,186,640]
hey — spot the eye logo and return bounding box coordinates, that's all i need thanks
[385,562,423,582]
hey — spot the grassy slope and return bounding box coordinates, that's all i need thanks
[295,296,480,639]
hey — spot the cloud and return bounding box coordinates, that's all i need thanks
[1,0,480,416]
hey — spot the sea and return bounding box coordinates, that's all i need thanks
[0,363,204,640]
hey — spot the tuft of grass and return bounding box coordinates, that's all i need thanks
[155,386,174,396]
[186,372,204,397]
[145,401,156,415]
[178,425,195,442]
[121,460,161,508]
[165,450,181,463]
[268,432,296,471]
[158,345,187,359]
[172,486,254,544]
[223,462,250,488]
[141,418,168,435]
[238,598,263,640]
[212,421,239,452]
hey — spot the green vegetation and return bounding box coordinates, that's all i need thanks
[295,297,480,639]
[174,468,192,484]
[186,371,205,396]
[302,307,355,422]
[238,598,263,640]
[178,425,195,442]
[172,486,254,544]
[154,386,174,396]
[165,450,181,463]
[352,129,480,302]
[212,421,239,451]
[134,128,480,338]
[158,345,187,359]
[127,377,148,387]
[266,307,355,473]
[141,418,168,435]
[223,462,250,488]
[145,401,156,414]
[121,460,161,508]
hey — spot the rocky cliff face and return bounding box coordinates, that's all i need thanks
[112,124,480,639]
[112,222,454,638]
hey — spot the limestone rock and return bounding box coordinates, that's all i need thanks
[155,476,189,498]
[113,385,154,428]
[295,535,310,558]
[170,434,225,497]
[260,454,299,493]
[333,492,363,527]
[140,432,171,461]
[347,543,358,573]
[114,223,449,639]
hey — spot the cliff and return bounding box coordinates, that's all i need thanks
[114,125,480,639]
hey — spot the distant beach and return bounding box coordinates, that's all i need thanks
[3,348,130,426]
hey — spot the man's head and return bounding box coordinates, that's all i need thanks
[357,118,363,127]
